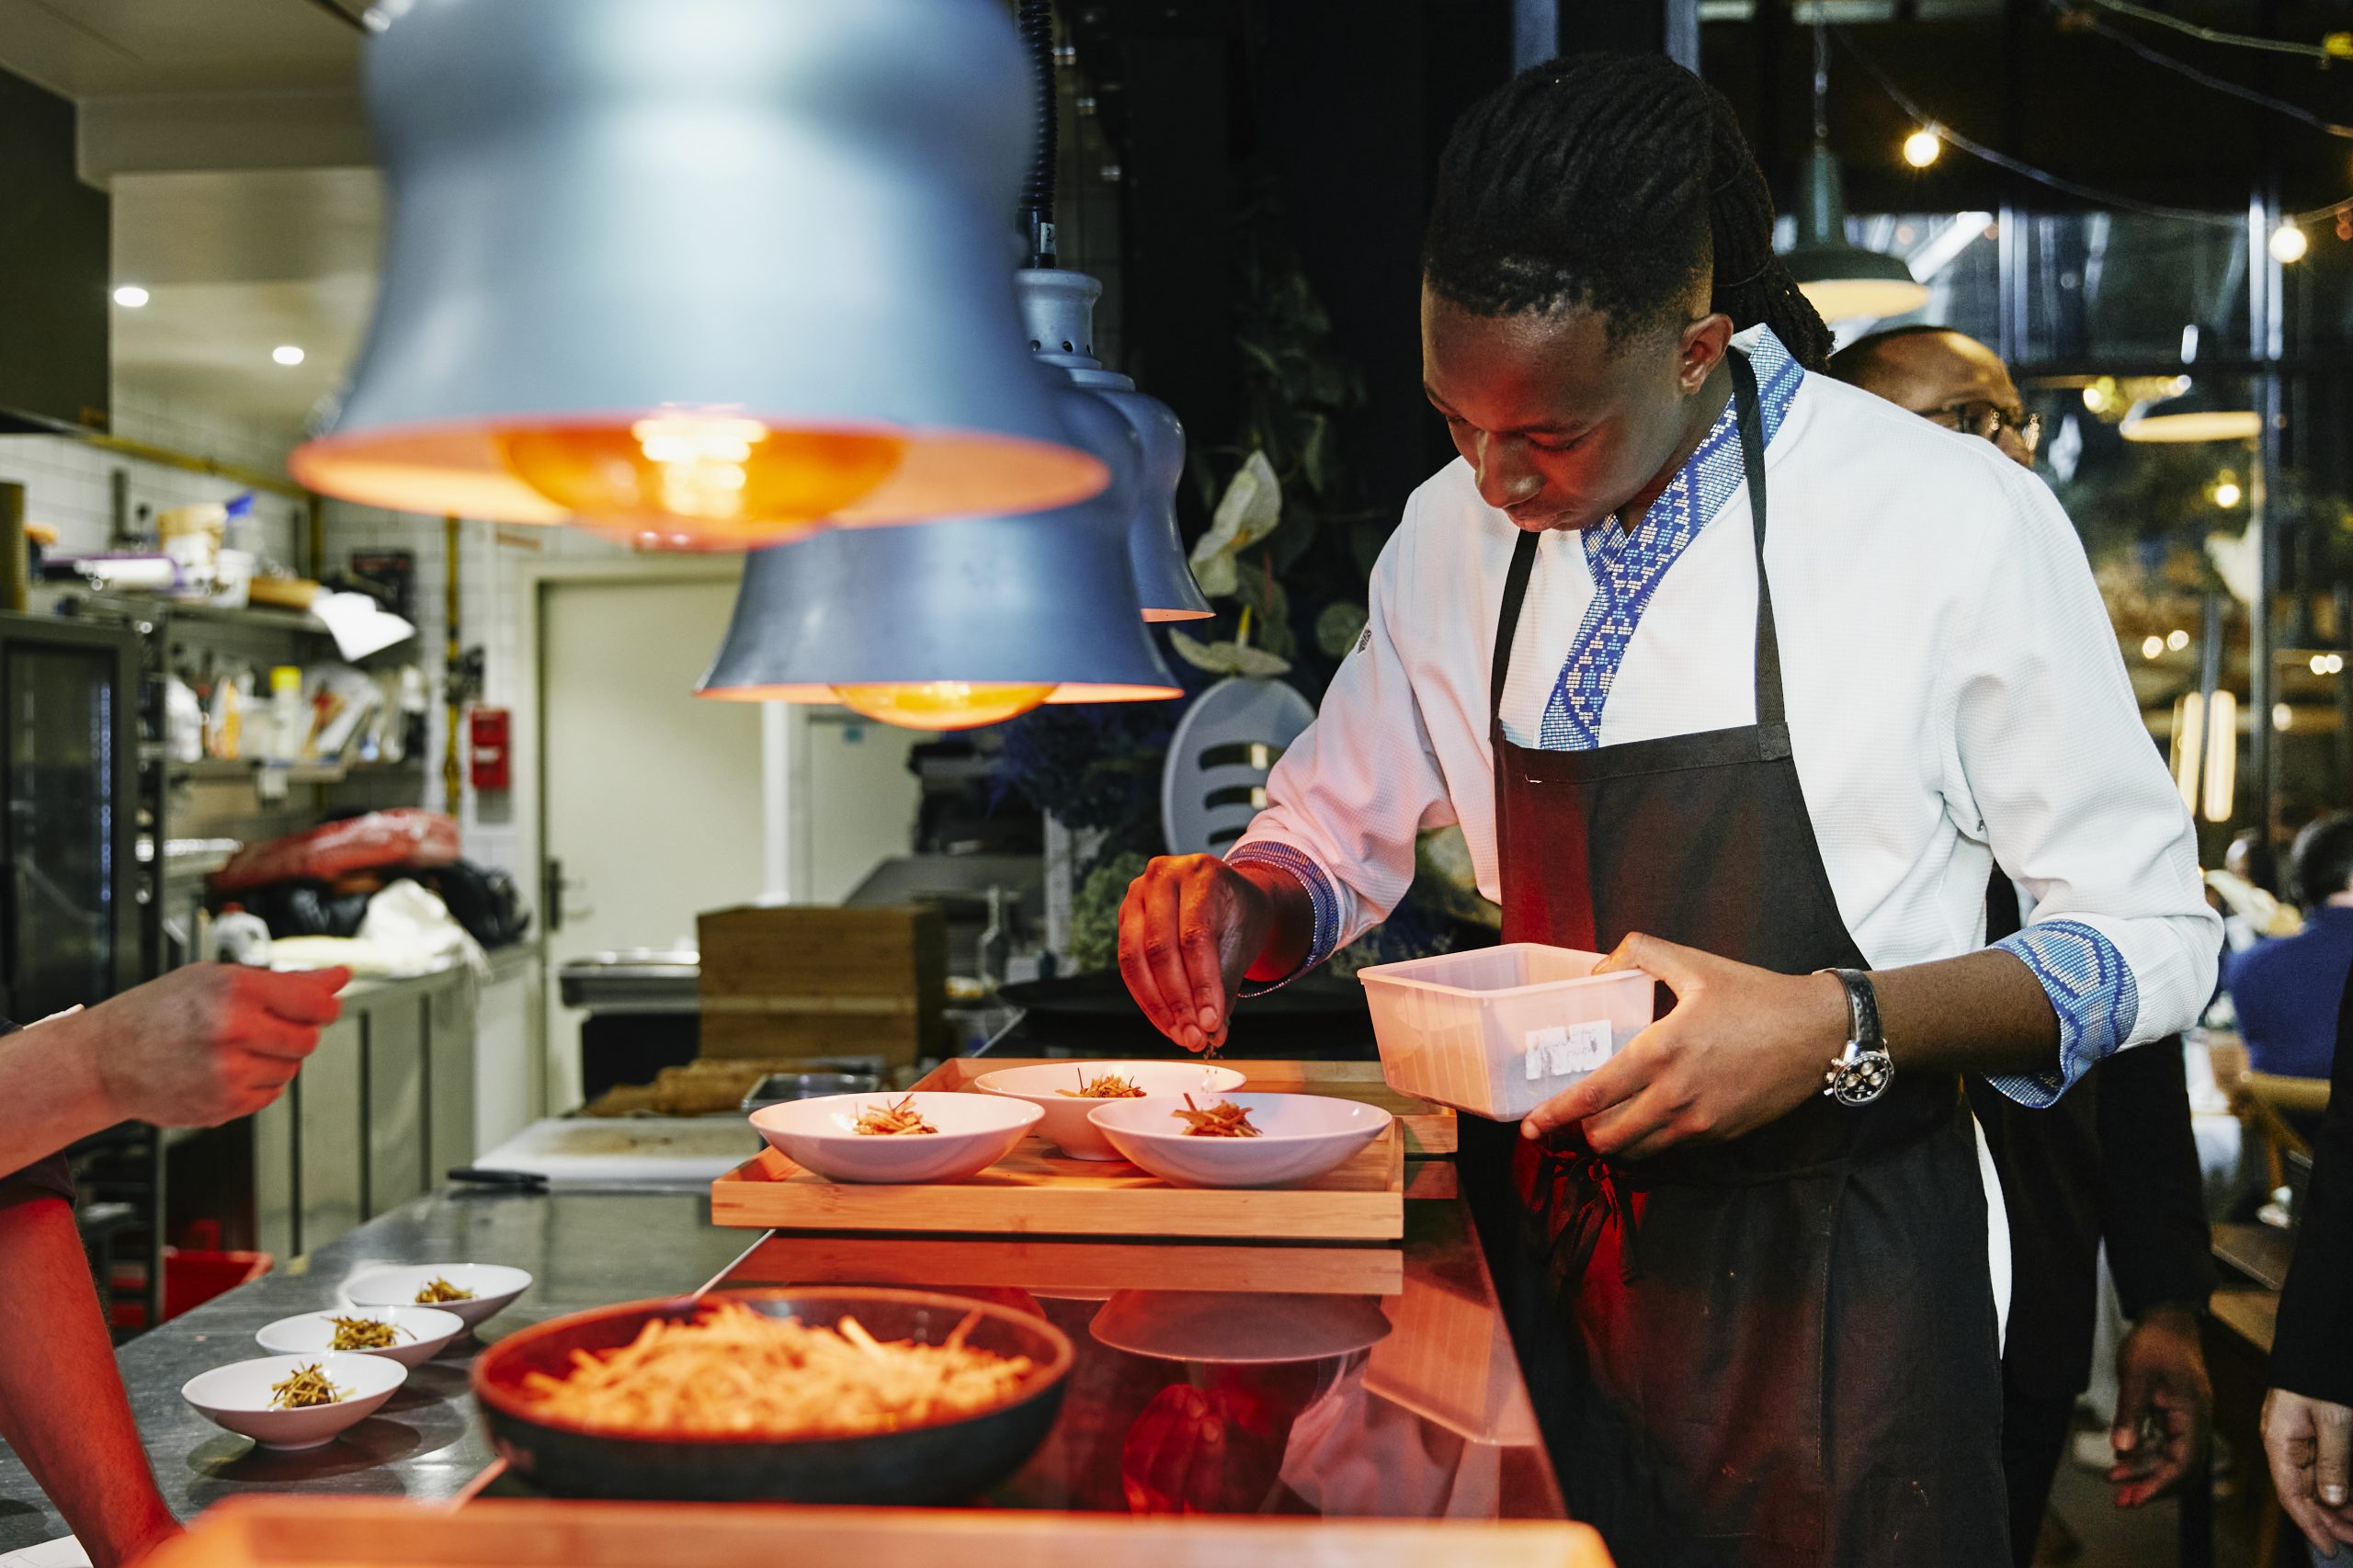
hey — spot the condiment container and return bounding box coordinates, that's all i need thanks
[1357,943,1654,1121]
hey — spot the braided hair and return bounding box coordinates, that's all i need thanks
[1424,53,1834,372]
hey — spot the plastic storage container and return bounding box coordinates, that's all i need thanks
[1358,943,1655,1121]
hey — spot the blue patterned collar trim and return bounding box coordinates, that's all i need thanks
[1536,328,1803,751]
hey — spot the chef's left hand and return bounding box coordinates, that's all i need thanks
[1520,933,1846,1159]
[2108,1304,2210,1507]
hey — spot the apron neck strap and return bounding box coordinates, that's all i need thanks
[1488,345,1786,735]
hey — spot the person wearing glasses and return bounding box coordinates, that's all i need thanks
[1831,324,2215,1566]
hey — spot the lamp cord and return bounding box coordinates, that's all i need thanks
[1018,0,1059,268]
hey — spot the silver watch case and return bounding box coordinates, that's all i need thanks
[1823,1041,1894,1106]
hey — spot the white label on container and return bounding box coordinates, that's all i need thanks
[1525,1026,1564,1080]
[1564,1020,1612,1071]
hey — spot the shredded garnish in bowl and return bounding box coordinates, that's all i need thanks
[328,1315,414,1351]
[514,1301,1035,1437]
[853,1096,938,1136]
[268,1363,347,1409]
[415,1277,476,1304]
[1170,1094,1261,1138]
[1054,1069,1146,1099]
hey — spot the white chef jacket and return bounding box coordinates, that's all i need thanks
[1231,334,2220,1106]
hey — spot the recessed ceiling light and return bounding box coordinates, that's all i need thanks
[273,345,306,366]
[112,285,150,308]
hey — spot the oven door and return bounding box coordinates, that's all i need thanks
[0,612,142,1022]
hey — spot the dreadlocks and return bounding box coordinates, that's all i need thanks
[1424,52,1835,372]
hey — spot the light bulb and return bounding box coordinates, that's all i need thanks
[272,345,306,366]
[1902,128,1942,168]
[112,285,149,308]
[2142,635,2165,660]
[2275,702,2295,732]
[831,681,1056,731]
[2212,480,2243,508]
[2081,384,2109,414]
[2270,222,2309,264]
[2166,629,2190,651]
[499,409,905,549]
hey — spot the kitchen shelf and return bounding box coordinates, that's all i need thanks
[169,757,422,785]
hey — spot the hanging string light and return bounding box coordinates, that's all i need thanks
[1902,126,1942,168]
[2269,222,2311,263]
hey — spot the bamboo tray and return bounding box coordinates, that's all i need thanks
[912,1056,1457,1156]
[710,1122,1403,1240]
[150,1497,1611,1568]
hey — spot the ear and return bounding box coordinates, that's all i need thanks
[1677,312,1736,394]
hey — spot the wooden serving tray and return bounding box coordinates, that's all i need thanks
[912,1056,1458,1155]
[721,1229,1404,1296]
[710,1123,1404,1241]
[151,1497,1611,1568]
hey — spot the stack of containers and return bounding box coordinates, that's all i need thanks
[1357,944,1655,1121]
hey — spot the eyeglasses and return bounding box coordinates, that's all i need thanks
[1927,399,2042,456]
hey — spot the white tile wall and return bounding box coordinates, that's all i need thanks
[0,392,669,891]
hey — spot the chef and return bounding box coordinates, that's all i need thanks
[1116,52,2219,1567]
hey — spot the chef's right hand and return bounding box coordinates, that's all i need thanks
[1118,855,1275,1053]
[63,964,351,1128]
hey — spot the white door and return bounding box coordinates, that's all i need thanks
[539,572,762,1109]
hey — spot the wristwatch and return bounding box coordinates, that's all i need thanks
[1818,967,1894,1107]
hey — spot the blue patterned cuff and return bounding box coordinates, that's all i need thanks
[1985,919,2141,1108]
[1225,842,1343,995]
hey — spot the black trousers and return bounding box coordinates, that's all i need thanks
[2000,1374,2080,1568]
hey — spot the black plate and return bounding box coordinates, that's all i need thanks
[472,1288,1073,1504]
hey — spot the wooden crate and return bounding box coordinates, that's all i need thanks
[150,1497,1610,1568]
[698,904,945,1066]
[710,1123,1404,1241]
[914,1056,1457,1156]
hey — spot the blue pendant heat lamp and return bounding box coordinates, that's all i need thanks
[291,0,1107,544]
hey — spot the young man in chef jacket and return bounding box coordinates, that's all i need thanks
[1118,53,2218,1567]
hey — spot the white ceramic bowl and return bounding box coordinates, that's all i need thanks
[181,1352,407,1451]
[1087,1093,1392,1188]
[255,1306,467,1368]
[973,1061,1246,1160]
[340,1263,533,1329]
[750,1092,1042,1184]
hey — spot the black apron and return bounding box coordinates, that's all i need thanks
[1461,350,2009,1566]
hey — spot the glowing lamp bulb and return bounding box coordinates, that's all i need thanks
[2141,635,2165,661]
[112,285,149,308]
[830,681,1057,731]
[2270,223,2309,264]
[2212,480,2243,508]
[2166,629,2190,651]
[497,409,907,549]
[2081,384,2109,414]
[1902,128,1942,168]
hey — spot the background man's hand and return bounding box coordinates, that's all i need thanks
[67,964,350,1128]
[1117,856,1275,1053]
[2107,1304,2211,1506]
[1520,934,1847,1158]
[2264,1386,2353,1558]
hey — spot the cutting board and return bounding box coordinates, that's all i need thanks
[472,1117,761,1189]
[148,1497,1611,1568]
[710,1123,1404,1241]
[912,1056,1457,1155]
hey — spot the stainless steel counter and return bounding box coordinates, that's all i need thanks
[0,1188,757,1551]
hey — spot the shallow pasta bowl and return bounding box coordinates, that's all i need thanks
[1087,1092,1392,1187]
[256,1305,467,1368]
[340,1263,533,1329]
[182,1352,407,1451]
[748,1091,1040,1183]
[471,1287,1074,1503]
[972,1060,1245,1160]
